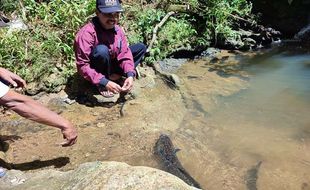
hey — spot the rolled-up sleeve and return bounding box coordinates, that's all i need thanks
[0,81,9,98]
[74,27,104,85]
[117,28,136,77]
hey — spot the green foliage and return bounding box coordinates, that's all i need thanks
[124,5,197,64]
[124,0,255,64]
[0,0,16,12]
[0,0,95,88]
[197,0,254,46]
[156,17,196,59]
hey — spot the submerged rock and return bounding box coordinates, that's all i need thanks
[0,161,198,190]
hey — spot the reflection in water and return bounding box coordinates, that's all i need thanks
[176,49,310,190]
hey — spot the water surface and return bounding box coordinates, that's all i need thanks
[176,47,310,190]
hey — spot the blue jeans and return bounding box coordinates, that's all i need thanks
[90,43,146,78]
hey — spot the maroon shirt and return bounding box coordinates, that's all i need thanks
[74,17,135,85]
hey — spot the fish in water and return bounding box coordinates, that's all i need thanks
[154,134,202,189]
[245,161,262,190]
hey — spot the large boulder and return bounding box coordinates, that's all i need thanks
[0,161,199,190]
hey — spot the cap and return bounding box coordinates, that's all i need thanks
[96,0,123,13]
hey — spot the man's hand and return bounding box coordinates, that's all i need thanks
[105,81,122,94]
[121,77,133,92]
[0,68,26,88]
[60,125,78,147]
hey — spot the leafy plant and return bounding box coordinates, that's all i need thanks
[0,0,95,90]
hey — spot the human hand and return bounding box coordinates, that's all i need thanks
[121,77,133,92]
[0,68,26,88]
[104,81,122,94]
[60,125,78,147]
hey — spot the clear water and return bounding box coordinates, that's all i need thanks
[175,48,310,190]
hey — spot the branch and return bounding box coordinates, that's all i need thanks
[225,11,256,25]
[147,11,176,52]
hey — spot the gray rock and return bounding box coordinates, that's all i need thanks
[0,161,199,190]
[200,47,221,58]
[93,93,120,103]
[158,58,188,73]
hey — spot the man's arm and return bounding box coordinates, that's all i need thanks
[74,26,105,86]
[116,27,135,92]
[117,28,135,77]
[0,90,77,147]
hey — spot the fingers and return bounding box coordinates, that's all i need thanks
[60,127,78,147]
[113,85,122,93]
[121,84,129,91]
[106,81,122,94]
[121,82,133,92]
[14,76,26,88]
[0,69,27,88]
[7,79,18,87]
[61,136,77,147]
[6,76,26,88]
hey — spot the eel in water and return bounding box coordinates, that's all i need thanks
[245,161,262,190]
[154,134,202,189]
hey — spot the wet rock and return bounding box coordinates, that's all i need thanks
[200,47,221,58]
[0,161,199,190]
[152,62,182,90]
[158,58,188,73]
[42,73,66,93]
[25,82,42,96]
[47,97,67,113]
[93,93,120,104]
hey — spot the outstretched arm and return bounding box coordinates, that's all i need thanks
[0,90,77,147]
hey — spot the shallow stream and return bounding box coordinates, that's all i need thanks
[174,46,310,190]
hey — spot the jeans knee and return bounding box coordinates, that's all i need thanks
[136,43,147,53]
[92,44,110,59]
